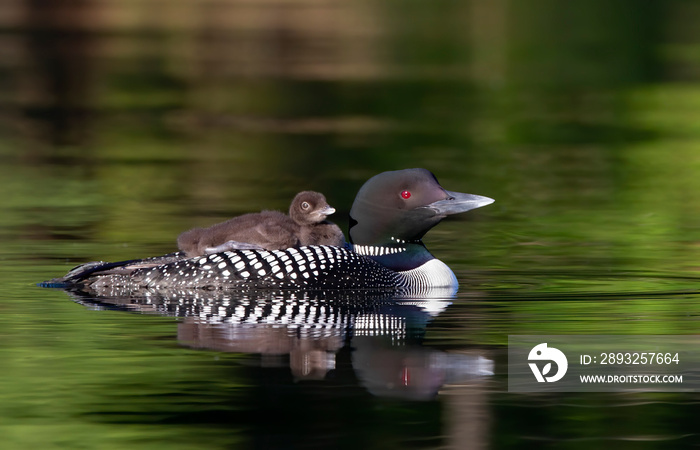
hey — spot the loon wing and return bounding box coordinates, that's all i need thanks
[39,252,187,287]
[42,247,402,293]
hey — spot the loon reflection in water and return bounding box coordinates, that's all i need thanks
[67,289,494,400]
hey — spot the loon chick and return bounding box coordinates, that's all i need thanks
[289,191,345,248]
[177,191,344,257]
[44,169,493,294]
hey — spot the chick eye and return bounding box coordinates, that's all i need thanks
[301,202,310,209]
[400,190,411,199]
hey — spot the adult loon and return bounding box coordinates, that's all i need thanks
[43,169,493,295]
[177,191,344,256]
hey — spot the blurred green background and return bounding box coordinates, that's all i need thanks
[3,0,700,275]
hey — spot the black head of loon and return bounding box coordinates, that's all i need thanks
[349,168,494,271]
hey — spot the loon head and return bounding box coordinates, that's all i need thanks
[290,191,336,225]
[349,168,494,248]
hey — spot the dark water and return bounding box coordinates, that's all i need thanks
[4,1,700,448]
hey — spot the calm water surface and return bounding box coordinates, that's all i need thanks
[4,1,700,449]
[7,246,700,449]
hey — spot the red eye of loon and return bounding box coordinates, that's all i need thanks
[400,190,411,199]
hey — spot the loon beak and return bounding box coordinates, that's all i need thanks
[422,190,494,217]
[320,205,336,216]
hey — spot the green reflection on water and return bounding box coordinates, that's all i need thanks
[0,280,248,449]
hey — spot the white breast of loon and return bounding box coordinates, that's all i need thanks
[351,243,459,293]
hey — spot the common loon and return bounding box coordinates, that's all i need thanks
[177,191,344,256]
[42,169,494,294]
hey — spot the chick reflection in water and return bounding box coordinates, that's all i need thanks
[179,319,340,380]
